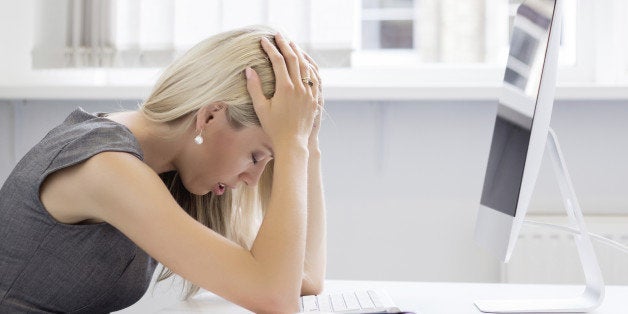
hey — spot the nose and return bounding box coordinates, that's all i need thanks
[239,162,267,187]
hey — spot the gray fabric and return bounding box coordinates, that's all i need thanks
[0,108,158,313]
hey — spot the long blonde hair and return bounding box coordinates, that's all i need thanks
[140,25,279,299]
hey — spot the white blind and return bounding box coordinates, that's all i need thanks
[64,0,115,67]
[32,0,357,69]
[29,0,626,87]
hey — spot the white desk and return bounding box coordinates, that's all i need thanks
[151,280,628,313]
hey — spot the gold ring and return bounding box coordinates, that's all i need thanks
[302,77,314,87]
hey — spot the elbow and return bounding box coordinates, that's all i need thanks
[301,276,325,296]
[301,284,324,296]
[251,291,301,314]
[248,280,302,314]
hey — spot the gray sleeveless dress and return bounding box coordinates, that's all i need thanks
[0,108,158,313]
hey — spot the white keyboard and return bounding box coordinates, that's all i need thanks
[299,289,400,313]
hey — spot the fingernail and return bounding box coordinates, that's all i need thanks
[245,67,252,79]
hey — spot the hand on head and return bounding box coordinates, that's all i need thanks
[302,49,323,150]
[245,32,322,151]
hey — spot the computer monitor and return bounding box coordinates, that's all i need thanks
[473,1,605,311]
[475,0,562,263]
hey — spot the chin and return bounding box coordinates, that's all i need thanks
[181,181,210,196]
[189,190,209,196]
[190,186,211,196]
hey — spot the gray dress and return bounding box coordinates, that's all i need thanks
[0,108,158,313]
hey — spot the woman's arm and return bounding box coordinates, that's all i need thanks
[301,147,327,295]
[298,50,327,295]
[68,151,307,313]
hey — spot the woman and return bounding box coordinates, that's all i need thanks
[0,25,326,313]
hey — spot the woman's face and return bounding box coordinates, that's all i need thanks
[177,107,274,196]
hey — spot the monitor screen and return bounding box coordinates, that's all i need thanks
[479,0,556,217]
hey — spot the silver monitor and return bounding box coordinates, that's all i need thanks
[475,0,561,263]
[474,1,606,312]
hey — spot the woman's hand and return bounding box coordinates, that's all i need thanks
[246,33,320,152]
[302,51,323,153]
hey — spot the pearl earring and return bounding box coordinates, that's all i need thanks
[194,130,204,145]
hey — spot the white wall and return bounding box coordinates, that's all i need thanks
[0,0,37,86]
[321,100,499,282]
[0,102,14,180]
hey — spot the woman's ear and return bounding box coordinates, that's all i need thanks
[195,102,226,132]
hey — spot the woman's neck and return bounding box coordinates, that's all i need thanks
[105,111,184,174]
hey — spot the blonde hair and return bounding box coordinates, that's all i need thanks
[141,25,280,299]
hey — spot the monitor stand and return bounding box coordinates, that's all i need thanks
[474,128,605,313]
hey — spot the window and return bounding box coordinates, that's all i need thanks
[32,0,270,68]
[361,0,416,50]
[355,0,576,66]
[21,0,628,89]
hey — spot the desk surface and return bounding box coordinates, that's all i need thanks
[151,280,628,313]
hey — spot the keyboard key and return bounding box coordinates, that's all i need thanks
[367,290,384,308]
[302,295,319,311]
[317,295,333,312]
[342,292,362,310]
[330,293,347,311]
[355,290,376,308]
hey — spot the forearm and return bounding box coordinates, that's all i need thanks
[250,144,309,304]
[302,148,327,295]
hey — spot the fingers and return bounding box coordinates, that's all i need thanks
[258,33,321,112]
[245,67,266,104]
[289,41,314,98]
[272,33,303,89]
[289,44,323,126]
[303,51,322,93]
[303,51,319,72]
[299,51,323,107]
[245,67,269,122]
[288,41,309,79]
[309,68,321,105]
[309,73,322,125]
[260,36,292,90]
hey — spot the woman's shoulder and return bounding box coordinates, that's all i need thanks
[52,109,143,161]
[35,109,144,181]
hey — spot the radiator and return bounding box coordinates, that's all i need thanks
[504,215,628,285]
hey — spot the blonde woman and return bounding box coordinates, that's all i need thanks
[0,25,326,313]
